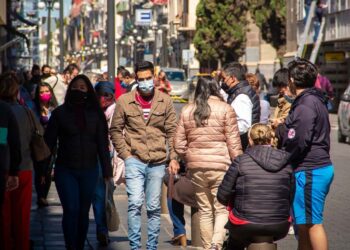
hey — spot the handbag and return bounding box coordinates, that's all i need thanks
[105,180,120,232]
[24,107,51,162]
[164,162,198,208]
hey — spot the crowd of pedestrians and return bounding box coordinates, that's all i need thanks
[0,58,334,250]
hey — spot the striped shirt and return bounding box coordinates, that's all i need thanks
[135,93,152,120]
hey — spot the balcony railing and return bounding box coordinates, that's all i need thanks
[297,8,350,44]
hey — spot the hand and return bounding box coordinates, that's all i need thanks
[6,176,19,191]
[104,177,113,182]
[40,176,46,185]
[270,118,284,128]
[168,160,180,175]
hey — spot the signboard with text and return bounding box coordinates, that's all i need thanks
[135,9,152,26]
[182,49,195,65]
[325,52,345,63]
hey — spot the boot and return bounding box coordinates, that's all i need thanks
[97,233,110,246]
[171,234,187,247]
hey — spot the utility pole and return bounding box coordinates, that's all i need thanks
[107,0,115,83]
[46,4,51,65]
[59,0,64,71]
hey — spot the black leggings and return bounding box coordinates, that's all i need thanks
[34,162,52,201]
[225,221,290,250]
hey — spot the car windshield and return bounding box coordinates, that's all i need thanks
[165,71,185,81]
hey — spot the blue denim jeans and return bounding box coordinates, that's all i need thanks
[92,164,108,235]
[167,198,186,237]
[55,166,98,250]
[124,157,165,250]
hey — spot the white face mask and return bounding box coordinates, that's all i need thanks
[138,79,154,94]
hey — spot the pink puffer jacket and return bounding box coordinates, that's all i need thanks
[174,96,242,171]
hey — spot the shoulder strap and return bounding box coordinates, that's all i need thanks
[51,76,59,90]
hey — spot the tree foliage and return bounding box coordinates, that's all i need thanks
[193,0,248,69]
[248,0,286,57]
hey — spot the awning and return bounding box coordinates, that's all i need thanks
[0,37,21,52]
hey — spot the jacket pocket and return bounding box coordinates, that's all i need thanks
[150,110,166,127]
[126,111,143,127]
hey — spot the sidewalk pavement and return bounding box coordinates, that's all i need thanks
[30,184,193,250]
[30,183,299,250]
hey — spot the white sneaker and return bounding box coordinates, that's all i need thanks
[288,226,295,235]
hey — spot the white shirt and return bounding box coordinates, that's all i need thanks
[44,74,67,105]
[231,94,253,134]
[260,99,271,124]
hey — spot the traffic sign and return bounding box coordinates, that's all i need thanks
[135,9,152,26]
[182,49,194,65]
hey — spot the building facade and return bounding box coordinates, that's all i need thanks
[286,0,350,106]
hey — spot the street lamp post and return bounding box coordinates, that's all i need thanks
[38,0,60,66]
[151,21,157,65]
[59,0,64,72]
[107,0,115,83]
[151,21,163,66]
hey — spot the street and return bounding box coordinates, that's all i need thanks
[29,109,350,250]
[2,0,350,249]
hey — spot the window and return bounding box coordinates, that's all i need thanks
[340,0,347,10]
[165,71,185,81]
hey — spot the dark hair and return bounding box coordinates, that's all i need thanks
[0,72,20,101]
[272,68,289,88]
[34,82,58,113]
[222,62,246,81]
[134,61,154,76]
[41,64,51,73]
[246,73,259,92]
[117,66,125,74]
[32,64,40,74]
[120,69,131,78]
[64,63,80,75]
[158,70,167,80]
[288,58,318,89]
[65,75,102,114]
[193,76,224,127]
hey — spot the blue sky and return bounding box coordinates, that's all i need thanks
[36,0,72,19]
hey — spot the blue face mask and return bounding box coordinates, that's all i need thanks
[138,79,154,94]
[120,81,128,89]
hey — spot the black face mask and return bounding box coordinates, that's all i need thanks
[69,90,88,104]
[221,81,230,93]
[31,75,41,83]
[42,73,51,79]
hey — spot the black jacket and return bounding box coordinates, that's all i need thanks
[0,100,21,175]
[217,146,294,224]
[226,80,261,125]
[276,88,332,171]
[44,103,112,177]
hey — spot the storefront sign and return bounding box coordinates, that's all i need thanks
[325,51,345,62]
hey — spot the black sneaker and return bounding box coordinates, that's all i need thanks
[97,233,110,246]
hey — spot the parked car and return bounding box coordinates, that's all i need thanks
[161,68,188,100]
[338,83,350,143]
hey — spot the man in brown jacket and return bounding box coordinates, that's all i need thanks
[110,61,179,250]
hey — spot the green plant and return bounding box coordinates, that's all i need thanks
[194,0,248,69]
